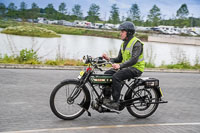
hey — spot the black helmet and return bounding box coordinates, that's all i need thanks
[118,21,135,36]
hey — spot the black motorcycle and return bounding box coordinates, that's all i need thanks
[50,55,167,120]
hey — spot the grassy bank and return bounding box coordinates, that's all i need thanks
[0,20,148,40]
[0,49,85,66]
[0,49,199,70]
[1,25,61,38]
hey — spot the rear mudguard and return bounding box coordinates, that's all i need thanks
[61,79,91,110]
[124,86,162,101]
[155,87,162,98]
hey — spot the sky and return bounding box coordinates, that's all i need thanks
[1,0,200,20]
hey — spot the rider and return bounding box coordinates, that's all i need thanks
[102,21,145,110]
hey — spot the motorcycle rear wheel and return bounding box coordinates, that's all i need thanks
[126,87,159,118]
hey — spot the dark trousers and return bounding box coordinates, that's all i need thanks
[105,67,142,102]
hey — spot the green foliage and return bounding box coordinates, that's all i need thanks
[109,4,120,24]
[128,4,140,21]
[0,49,40,64]
[59,2,67,14]
[63,59,85,66]
[44,60,60,65]
[72,4,83,19]
[1,25,61,37]
[30,3,40,20]
[176,3,189,19]
[8,2,17,10]
[0,3,6,17]
[0,54,17,64]
[17,49,38,63]
[20,2,27,10]
[147,5,161,26]
[159,61,200,69]
[2,2,200,27]
[87,3,100,23]
[145,62,156,68]
[0,49,199,69]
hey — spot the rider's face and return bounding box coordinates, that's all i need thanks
[120,30,127,40]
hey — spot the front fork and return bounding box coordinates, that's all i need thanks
[67,85,82,104]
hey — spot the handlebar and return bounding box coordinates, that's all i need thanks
[82,55,112,66]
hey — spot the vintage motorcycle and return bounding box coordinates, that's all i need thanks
[50,55,167,120]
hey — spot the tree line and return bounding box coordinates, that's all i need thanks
[0,2,200,27]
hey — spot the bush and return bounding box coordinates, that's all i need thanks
[145,62,156,68]
[17,49,39,64]
[44,60,60,65]
[0,54,17,64]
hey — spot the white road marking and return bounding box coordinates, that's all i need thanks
[1,122,200,133]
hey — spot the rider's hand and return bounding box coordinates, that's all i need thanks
[102,53,110,61]
[112,64,120,70]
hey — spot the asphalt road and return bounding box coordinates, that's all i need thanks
[0,69,200,133]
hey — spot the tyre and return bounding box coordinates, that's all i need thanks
[126,87,159,118]
[50,79,90,120]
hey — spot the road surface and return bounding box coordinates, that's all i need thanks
[0,69,200,133]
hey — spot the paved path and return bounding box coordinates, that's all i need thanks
[0,69,200,133]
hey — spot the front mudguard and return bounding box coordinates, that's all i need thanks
[61,79,91,110]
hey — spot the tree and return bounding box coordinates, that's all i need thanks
[44,3,57,19]
[176,3,189,19]
[20,1,27,10]
[72,4,83,19]
[7,3,17,18]
[59,2,67,14]
[109,4,120,24]
[147,5,161,26]
[0,3,6,17]
[31,2,39,9]
[87,3,100,23]
[8,2,17,10]
[30,2,40,20]
[45,4,56,14]
[129,3,140,21]
[19,1,28,21]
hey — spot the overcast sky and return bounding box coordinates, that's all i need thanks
[1,0,200,20]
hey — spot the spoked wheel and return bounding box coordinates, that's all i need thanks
[50,80,90,120]
[126,87,159,118]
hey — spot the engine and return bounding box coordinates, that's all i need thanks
[102,85,112,98]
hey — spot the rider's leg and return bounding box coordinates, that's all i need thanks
[104,69,117,75]
[103,69,117,104]
[104,68,142,110]
[112,68,135,102]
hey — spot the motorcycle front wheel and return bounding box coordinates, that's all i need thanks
[50,79,90,120]
[126,87,159,118]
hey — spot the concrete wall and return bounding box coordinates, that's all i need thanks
[148,34,200,45]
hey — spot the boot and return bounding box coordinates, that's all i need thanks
[103,97,111,104]
[103,100,120,110]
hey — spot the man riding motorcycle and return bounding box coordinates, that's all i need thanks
[102,21,145,110]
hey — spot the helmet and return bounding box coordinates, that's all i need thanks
[118,21,135,36]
